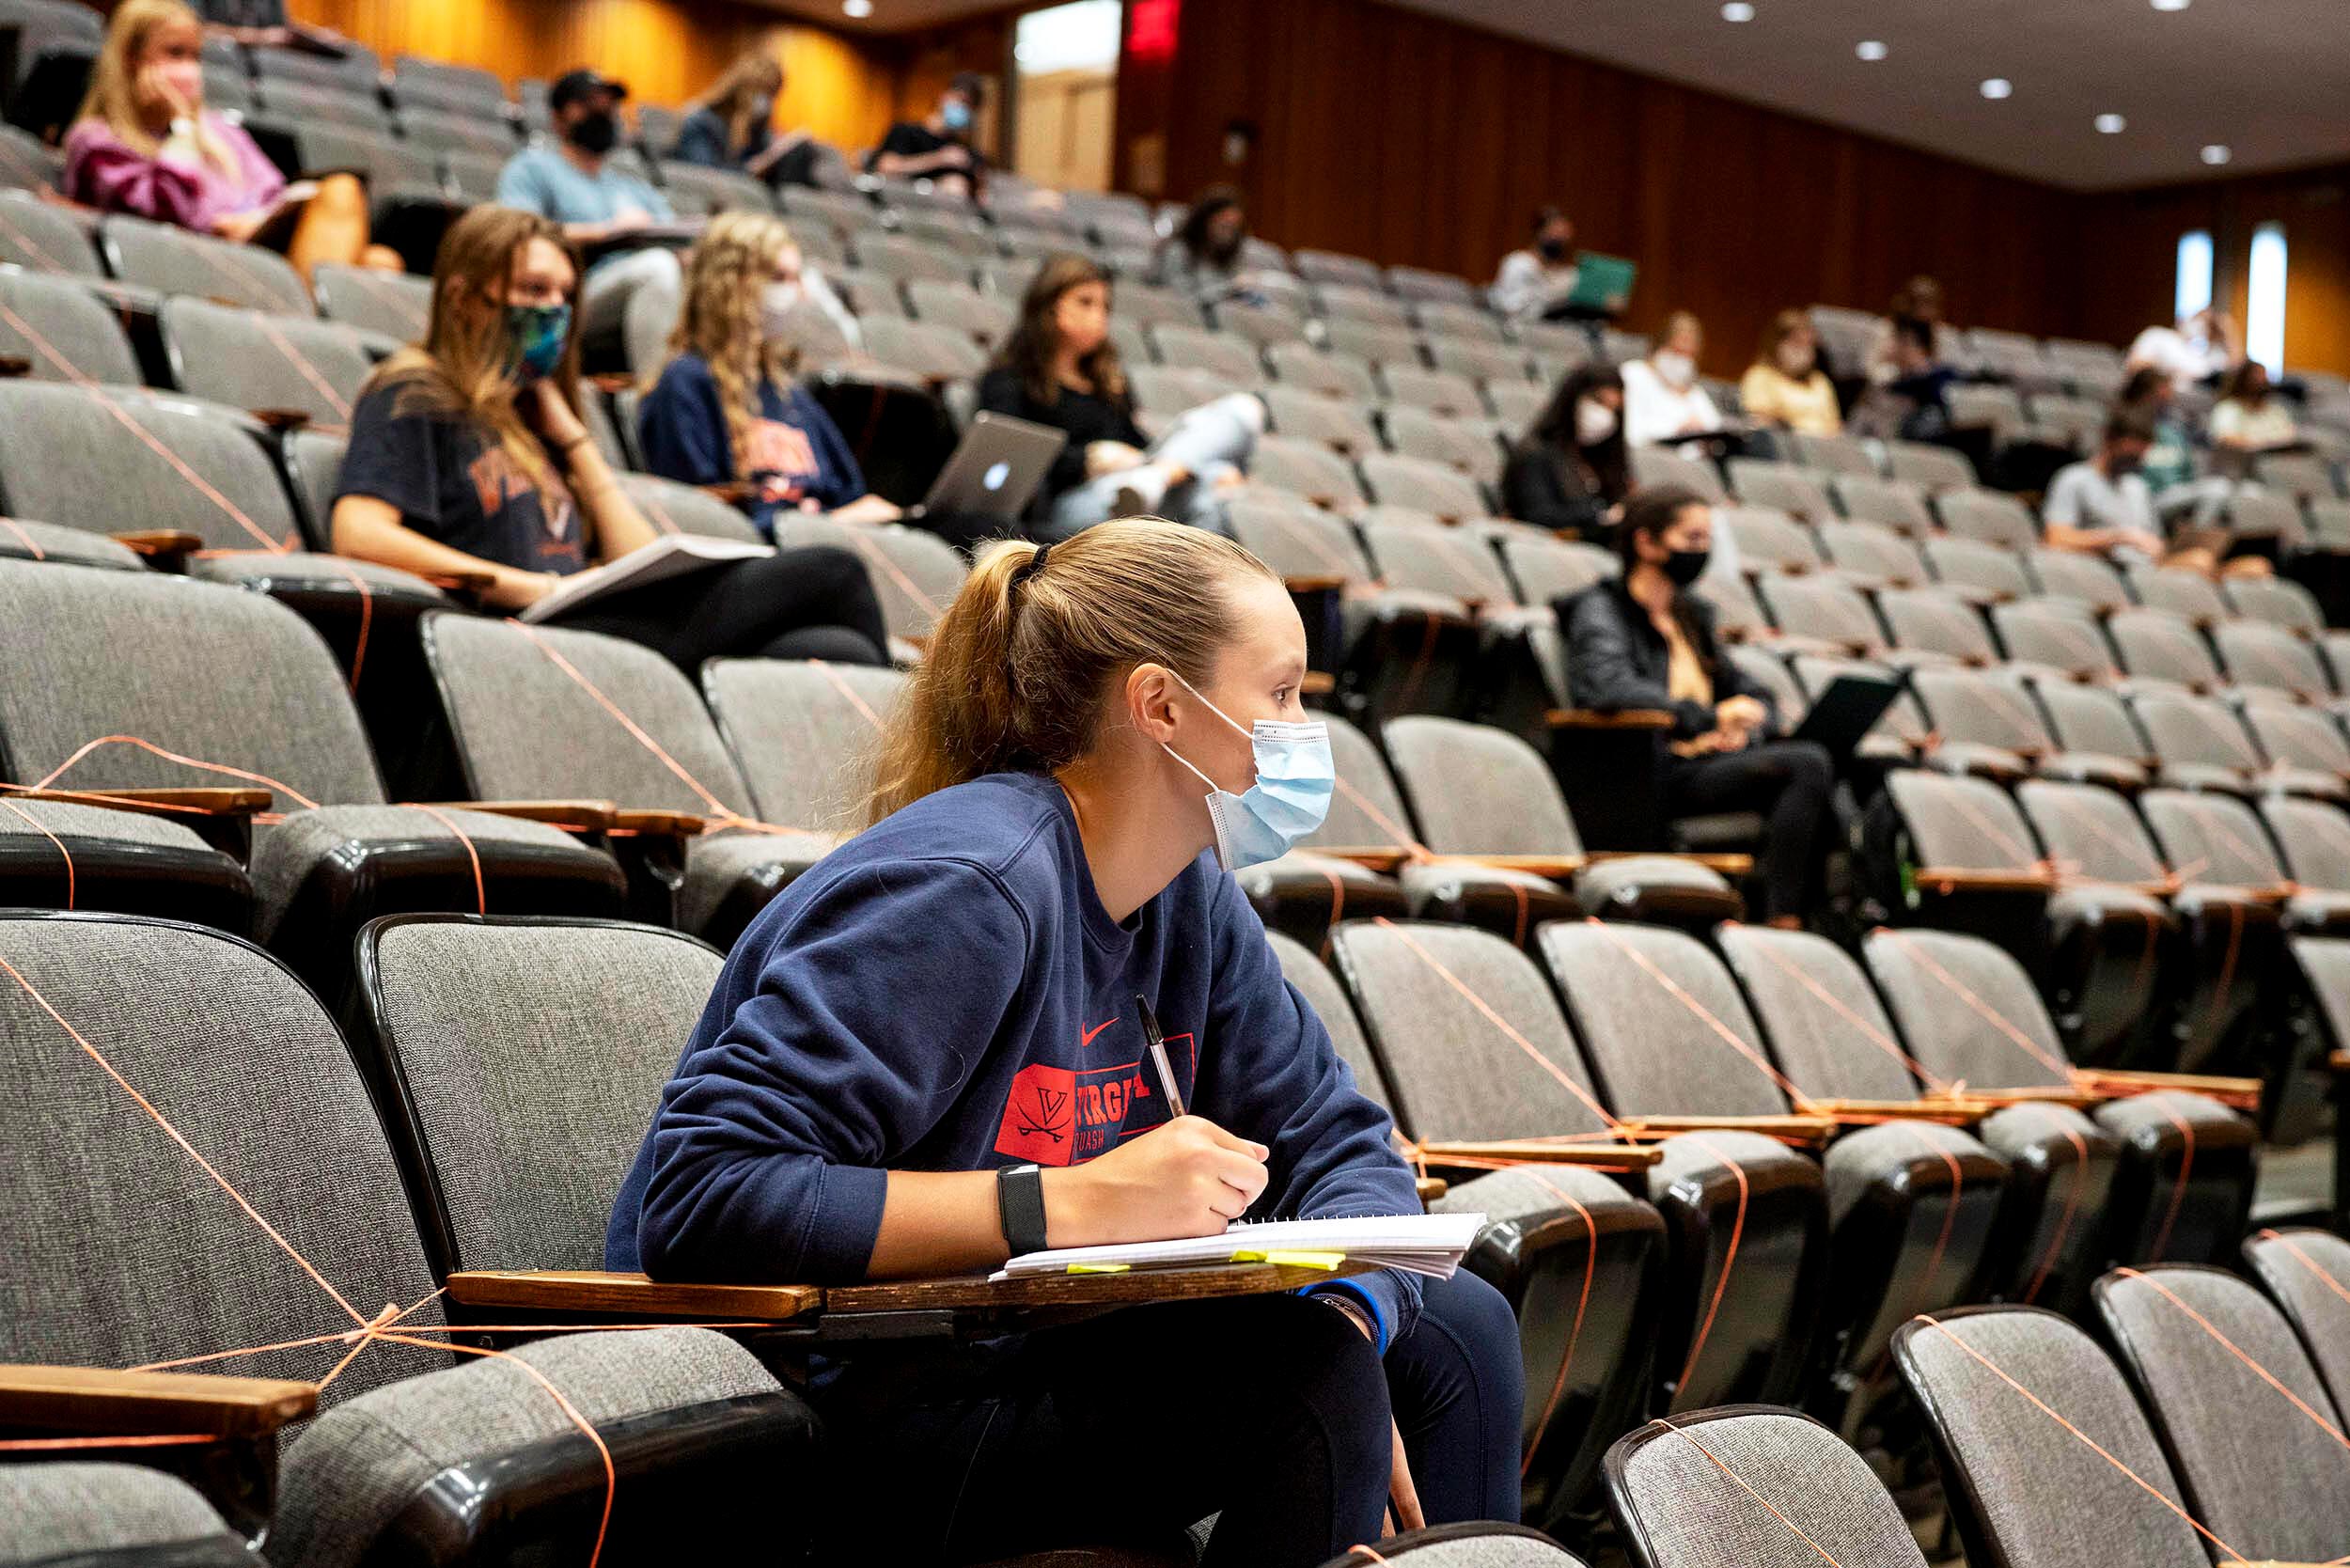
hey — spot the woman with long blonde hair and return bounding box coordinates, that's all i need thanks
[673,53,819,186]
[64,0,394,274]
[330,205,887,668]
[636,211,897,534]
[608,517,1522,1564]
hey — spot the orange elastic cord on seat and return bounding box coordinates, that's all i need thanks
[1651,1416,1846,1568]
[253,316,352,430]
[2111,1267,2350,1452]
[1739,933,1959,1095]
[1873,930,2079,1084]
[807,657,884,730]
[1931,785,2050,878]
[2022,1121,2091,1307]
[1911,1312,2252,1564]
[0,209,75,275]
[2033,789,2170,885]
[2263,1228,2350,1312]
[0,1433,222,1451]
[188,550,377,693]
[27,733,317,809]
[400,804,485,916]
[1673,1134,1749,1399]
[1267,506,1363,583]
[0,515,45,559]
[0,798,71,909]
[833,525,941,621]
[1514,1172,1597,1480]
[1340,1547,1388,1565]
[1389,609,1445,718]
[1583,918,1815,1112]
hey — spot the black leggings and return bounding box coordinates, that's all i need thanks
[550,545,889,671]
[1663,738,1835,920]
[811,1269,1524,1567]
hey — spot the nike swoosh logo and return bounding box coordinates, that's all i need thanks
[1079,1016,1118,1049]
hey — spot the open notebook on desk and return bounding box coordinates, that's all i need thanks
[995,1212,1486,1281]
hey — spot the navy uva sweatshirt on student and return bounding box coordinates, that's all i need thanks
[607,770,1422,1348]
[635,353,866,537]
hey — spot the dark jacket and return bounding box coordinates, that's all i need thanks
[1559,577,1778,741]
[671,107,763,170]
[1502,440,1620,538]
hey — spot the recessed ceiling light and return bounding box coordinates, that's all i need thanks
[1720,3,1755,20]
[2152,0,2190,10]
[1980,77,2013,100]
[1856,39,1888,61]
[2095,114,2127,133]
[841,0,872,15]
[2201,143,2232,165]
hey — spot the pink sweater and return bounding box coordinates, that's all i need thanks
[62,113,285,234]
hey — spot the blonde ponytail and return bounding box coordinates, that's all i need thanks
[866,519,1278,824]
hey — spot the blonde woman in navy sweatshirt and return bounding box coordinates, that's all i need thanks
[608,517,1521,1565]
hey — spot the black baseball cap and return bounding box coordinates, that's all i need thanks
[549,70,628,112]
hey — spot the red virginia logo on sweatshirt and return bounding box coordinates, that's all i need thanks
[992,1038,1192,1165]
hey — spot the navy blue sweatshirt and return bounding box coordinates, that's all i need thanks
[607,770,1422,1348]
[635,353,867,537]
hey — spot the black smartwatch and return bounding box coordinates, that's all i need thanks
[996,1162,1049,1258]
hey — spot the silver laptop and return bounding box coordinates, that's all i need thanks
[911,412,1068,523]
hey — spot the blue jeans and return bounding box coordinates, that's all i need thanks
[1044,393,1264,541]
[813,1267,1524,1566]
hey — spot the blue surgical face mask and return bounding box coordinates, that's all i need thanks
[507,302,571,384]
[1160,674,1334,871]
[941,98,973,133]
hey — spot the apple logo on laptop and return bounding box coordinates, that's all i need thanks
[982,462,1011,492]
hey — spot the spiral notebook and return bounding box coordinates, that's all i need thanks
[993,1212,1486,1280]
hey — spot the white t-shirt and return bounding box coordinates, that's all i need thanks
[1621,357,1723,447]
[2044,461,2158,540]
[2128,325,2232,392]
[2211,399,2296,448]
[1490,249,1579,321]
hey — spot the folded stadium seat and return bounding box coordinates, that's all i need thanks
[615,472,764,545]
[1908,666,2099,785]
[1145,321,1263,385]
[1945,384,2029,448]
[2241,699,2350,793]
[1378,363,1487,419]
[1923,535,2034,605]
[2139,786,2350,936]
[1128,363,1231,427]
[250,79,389,133]
[1355,510,1553,727]
[698,656,899,855]
[895,211,994,259]
[1868,929,2257,1274]
[160,298,377,431]
[1213,299,1309,351]
[2252,450,2340,504]
[420,613,849,941]
[2015,777,2279,1072]
[1893,1307,2212,1568]
[1754,572,1897,661]
[1786,431,1877,478]
[1688,565,1778,646]
[1993,597,2123,683]
[765,514,966,663]
[251,37,381,89]
[1329,919,1820,1417]
[1495,532,1616,605]
[2131,688,2325,797]
[1272,931,1661,1530]
[437,147,507,205]
[1408,300,1502,344]
[2224,571,2326,636]
[0,1462,259,1568]
[1883,439,1978,492]
[1316,1528,1585,1565]
[390,104,518,160]
[0,264,138,384]
[1108,281,1205,333]
[2026,547,2136,620]
[1425,335,1534,386]
[1718,506,1825,578]
[101,217,315,322]
[0,122,58,191]
[313,261,431,343]
[1815,519,1929,590]
[0,189,102,276]
[386,52,505,111]
[856,314,988,388]
[1484,377,1547,432]
[1319,317,1423,373]
[1826,473,1935,538]
[1544,922,2003,1420]
[0,517,141,571]
[1726,460,1833,523]
[905,278,1015,348]
[1627,446,1727,504]
[1261,384,1380,456]
[1245,431,1370,512]
[1381,715,1743,933]
[2017,673,2161,788]
[0,910,818,1561]
[2092,1263,2350,1563]
[788,223,851,274]
[1310,282,1414,332]
[2226,488,2307,555]
[279,424,348,544]
[2107,607,2228,696]
[1359,450,1491,522]
[1263,339,1381,400]
[1292,248,1383,292]
[780,180,880,233]
[1604,1406,1935,1568]
[1380,405,1506,487]
[1876,585,2000,667]
[2213,617,2340,708]
[1784,653,1932,769]
[290,123,449,242]
[828,261,913,316]
[2124,560,2236,630]
[2243,1226,2350,1413]
[1935,487,2039,552]
[851,230,971,290]
[2025,393,2105,455]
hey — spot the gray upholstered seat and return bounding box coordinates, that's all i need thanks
[314,262,432,343]
[2215,618,2337,704]
[161,299,377,430]
[2225,572,2326,636]
[1877,586,1998,666]
[1362,444,1495,516]
[1627,445,1725,504]
[1728,460,1833,523]
[0,267,138,384]
[1312,1528,1583,1565]
[1495,534,1615,606]
[1923,534,2031,604]
[1993,598,2121,682]
[2244,1226,2350,1417]
[0,1463,253,1567]
[701,656,900,836]
[0,517,141,570]
[1233,713,1410,947]
[421,614,823,944]
[1719,506,1824,575]
[1935,489,2037,551]
[101,214,312,316]
[2107,608,2224,694]
[1265,341,1381,400]
[1263,384,1381,455]
[2131,690,2282,796]
[0,911,813,1566]
[1380,365,1486,419]
[0,188,103,274]
[767,514,969,659]
[1817,519,1929,588]
[1830,473,1935,535]
[1757,572,1888,657]
[2243,700,2350,794]
[1383,715,1740,932]
[1894,1307,2208,1568]
[1604,1407,1930,1568]
[2139,786,2350,934]
[2261,795,2350,898]
[616,471,766,543]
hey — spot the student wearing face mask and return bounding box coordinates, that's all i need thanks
[330,206,888,669]
[496,69,686,375]
[1620,311,1725,448]
[867,72,988,201]
[1502,364,1630,539]
[636,212,892,538]
[1738,309,1842,439]
[1489,206,1582,323]
[606,517,1523,1566]
[1562,487,1833,928]
[672,55,824,189]
[1155,185,1261,307]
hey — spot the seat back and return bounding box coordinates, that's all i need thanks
[2126,563,2232,627]
[2092,1263,2350,1563]
[0,267,136,384]
[313,262,431,343]
[1923,536,2031,603]
[2107,609,2223,691]
[2224,572,2325,636]
[2031,681,2145,767]
[1832,474,1934,535]
[0,189,102,275]
[1878,587,1996,664]
[0,559,381,807]
[2015,778,2169,885]
[1625,445,1725,504]
[1499,535,1615,606]
[700,658,901,832]
[1757,572,1887,656]
[1886,441,1977,491]
[1328,919,1612,1140]
[2245,701,2350,776]
[1716,924,1920,1102]
[420,614,757,818]
[1793,431,1879,478]
[355,916,723,1275]
[1863,927,2075,1090]
[2133,691,2260,776]
[1909,666,2053,754]
[1539,922,1790,1118]
[1992,600,2119,682]
[2026,548,2132,615]
[2262,798,2350,891]
[0,912,440,1401]
[858,315,986,381]
[1266,930,1392,1110]
[1892,1308,2206,1568]
[1249,434,1367,510]
[766,516,967,646]
[1381,406,1504,486]
[1304,713,1418,851]
[616,473,764,543]
[2244,1225,2350,1420]
[102,216,311,316]
[162,299,375,429]
[1793,654,1929,748]
[1359,511,1513,604]
[2138,789,2285,887]
[1935,489,2037,552]
[1606,1406,1929,1568]
[1380,365,1485,418]
[1262,384,1378,455]
[2214,619,2334,701]
[1383,715,1582,855]
[1149,322,1261,384]
[0,382,303,552]
[1266,340,1379,400]
[1720,507,1823,575]
[1728,460,1831,522]
[1817,520,1928,588]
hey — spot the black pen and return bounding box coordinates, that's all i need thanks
[1134,993,1186,1120]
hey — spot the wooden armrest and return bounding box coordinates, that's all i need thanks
[1283,574,1348,593]
[419,570,498,593]
[1802,1096,1988,1127]
[700,480,760,505]
[3,786,270,818]
[2328,1050,2350,1076]
[1412,1137,1662,1169]
[1619,1113,1838,1144]
[1308,845,1417,873]
[610,808,708,838]
[1965,1084,2107,1109]
[1414,1175,1449,1203]
[1547,708,1675,731]
[0,1364,315,1439]
[246,407,311,431]
[112,529,203,558]
[431,799,618,831]
[2072,1069,2262,1110]
[1447,852,1589,878]
[1913,865,2057,895]
[1301,671,1336,698]
[1584,849,1756,877]
[444,1269,822,1321]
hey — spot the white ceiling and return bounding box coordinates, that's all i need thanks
[781,0,2350,191]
